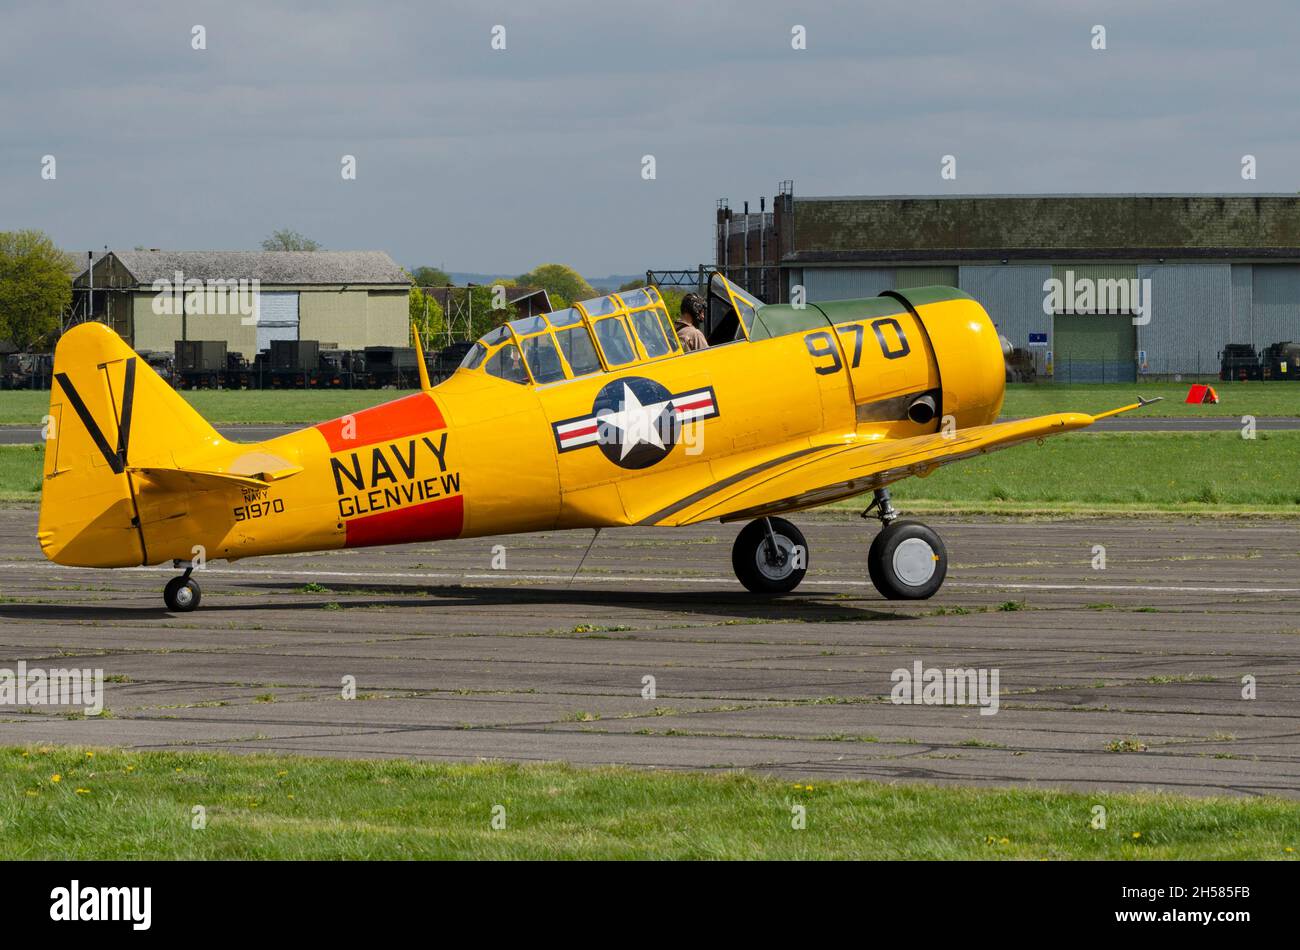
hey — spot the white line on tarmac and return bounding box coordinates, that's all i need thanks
[0,561,1296,595]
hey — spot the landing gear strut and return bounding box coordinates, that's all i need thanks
[863,488,947,600]
[732,516,808,594]
[163,562,202,612]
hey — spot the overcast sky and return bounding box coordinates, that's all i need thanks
[3,0,1298,276]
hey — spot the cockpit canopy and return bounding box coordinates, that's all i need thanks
[458,276,764,386]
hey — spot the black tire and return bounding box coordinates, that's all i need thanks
[867,520,947,600]
[732,518,808,594]
[163,576,202,612]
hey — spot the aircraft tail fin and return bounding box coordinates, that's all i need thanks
[37,322,227,567]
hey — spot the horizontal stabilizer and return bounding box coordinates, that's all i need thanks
[129,462,301,493]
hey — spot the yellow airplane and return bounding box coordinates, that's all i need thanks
[37,276,1156,611]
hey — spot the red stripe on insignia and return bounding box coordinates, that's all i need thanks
[675,397,712,413]
[344,494,464,549]
[316,393,445,453]
[564,423,599,439]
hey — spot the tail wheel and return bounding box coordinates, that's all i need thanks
[732,517,808,594]
[164,576,202,612]
[868,520,946,600]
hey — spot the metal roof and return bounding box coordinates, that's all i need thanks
[88,250,411,286]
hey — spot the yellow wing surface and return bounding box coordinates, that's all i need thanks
[640,406,1144,527]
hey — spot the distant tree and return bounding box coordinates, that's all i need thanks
[0,230,73,350]
[468,283,518,339]
[656,286,686,321]
[409,286,445,342]
[261,229,322,252]
[516,264,595,310]
[409,266,452,287]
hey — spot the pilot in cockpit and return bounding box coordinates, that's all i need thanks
[675,294,709,352]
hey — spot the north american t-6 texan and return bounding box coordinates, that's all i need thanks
[37,275,1156,612]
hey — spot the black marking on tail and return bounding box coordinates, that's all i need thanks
[116,357,135,463]
[53,357,136,474]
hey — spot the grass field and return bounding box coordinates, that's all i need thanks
[1001,381,1300,419]
[1,381,1298,425]
[0,444,42,500]
[4,431,1297,512]
[883,430,1300,513]
[1,746,1295,859]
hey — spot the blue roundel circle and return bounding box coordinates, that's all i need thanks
[592,376,679,470]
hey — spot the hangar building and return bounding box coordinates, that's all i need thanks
[72,250,411,360]
[716,190,1300,380]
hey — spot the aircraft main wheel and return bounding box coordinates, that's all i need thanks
[732,517,808,594]
[164,576,201,612]
[868,521,946,600]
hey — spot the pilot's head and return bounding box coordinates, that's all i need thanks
[680,293,706,327]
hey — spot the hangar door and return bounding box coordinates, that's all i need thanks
[1053,313,1136,382]
[1049,265,1137,382]
[255,291,300,353]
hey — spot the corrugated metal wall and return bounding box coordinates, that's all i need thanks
[894,266,958,288]
[957,265,1051,351]
[366,290,411,348]
[791,261,1286,376]
[1136,263,1230,375]
[300,289,370,349]
[1251,264,1300,349]
[1049,263,1138,286]
[801,267,894,301]
[1230,264,1253,343]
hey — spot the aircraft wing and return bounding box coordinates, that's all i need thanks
[643,409,1114,527]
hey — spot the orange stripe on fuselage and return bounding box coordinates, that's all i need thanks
[315,392,445,452]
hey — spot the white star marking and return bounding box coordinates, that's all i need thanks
[599,383,673,460]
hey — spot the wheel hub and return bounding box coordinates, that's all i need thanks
[755,535,796,580]
[175,585,194,607]
[892,537,937,586]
